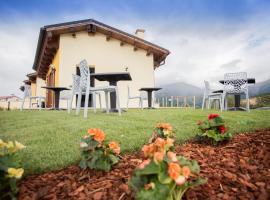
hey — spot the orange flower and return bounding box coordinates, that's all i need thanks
[108,141,120,154]
[168,163,181,180]
[156,123,172,131]
[153,151,165,163]
[88,128,98,136]
[182,166,191,179]
[142,144,154,157]
[138,159,151,169]
[154,138,166,149]
[166,138,174,147]
[167,151,177,162]
[89,129,105,142]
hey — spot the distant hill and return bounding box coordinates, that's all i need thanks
[249,79,270,97]
[155,79,270,98]
[155,82,203,97]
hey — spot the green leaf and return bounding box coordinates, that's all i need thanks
[136,161,160,175]
[79,159,87,169]
[158,162,172,184]
[178,156,200,174]
[108,154,119,165]
[136,179,171,200]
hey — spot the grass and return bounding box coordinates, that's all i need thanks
[0,109,270,175]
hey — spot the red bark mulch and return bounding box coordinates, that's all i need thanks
[19,129,270,200]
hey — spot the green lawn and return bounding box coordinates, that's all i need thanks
[0,109,270,175]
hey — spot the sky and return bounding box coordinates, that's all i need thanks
[0,0,270,96]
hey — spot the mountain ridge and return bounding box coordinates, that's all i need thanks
[155,79,270,97]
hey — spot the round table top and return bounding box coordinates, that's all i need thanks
[91,72,132,82]
[139,87,162,91]
[41,86,70,91]
[219,78,255,84]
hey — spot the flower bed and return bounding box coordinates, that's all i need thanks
[18,129,270,200]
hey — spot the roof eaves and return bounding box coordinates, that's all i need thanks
[32,27,46,70]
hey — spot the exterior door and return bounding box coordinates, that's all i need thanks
[46,69,55,108]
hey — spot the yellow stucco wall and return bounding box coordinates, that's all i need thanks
[36,77,46,97]
[31,82,36,96]
[58,31,155,108]
[53,49,60,86]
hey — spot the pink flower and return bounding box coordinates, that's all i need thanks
[83,135,90,139]
[175,175,186,185]
[167,151,177,162]
[80,142,88,148]
[138,159,151,169]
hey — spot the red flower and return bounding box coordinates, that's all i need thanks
[208,114,219,120]
[219,125,226,134]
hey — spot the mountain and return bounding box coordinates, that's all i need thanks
[155,82,203,97]
[249,79,270,97]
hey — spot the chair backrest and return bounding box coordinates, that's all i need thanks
[23,84,31,98]
[224,72,248,93]
[204,81,212,96]
[78,59,90,91]
[72,74,81,93]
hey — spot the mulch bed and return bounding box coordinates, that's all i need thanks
[19,129,270,200]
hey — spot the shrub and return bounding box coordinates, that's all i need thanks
[130,135,206,200]
[149,123,174,143]
[197,114,232,144]
[0,139,25,200]
[79,128,120,172]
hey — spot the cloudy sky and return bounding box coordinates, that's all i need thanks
[0,0,270,96]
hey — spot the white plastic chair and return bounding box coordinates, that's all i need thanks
[75,59,121,118]
[67,74,102,113]
[221,72,250,111]
[20,84,46,111]
[127,86,143,110]
[202,81,223,110]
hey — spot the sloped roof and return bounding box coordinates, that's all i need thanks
[33,19,170,78]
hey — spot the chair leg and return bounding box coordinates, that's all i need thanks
[140,98,143,110]
[38,97,41,111]
[202,95,205,110]
[29,98,32,109]
[207,98,211,109]
[225,96,228,111]
[76,89,82,115]
[221,93,226,111]
[84,91,90,118]
[92,93,97,113]
[127,98,129,110]
[105,91,109,114]
[219,97,222,111]
[115,87,121,116]
[246,92,250,112]
[68,94,73,113]
[20,97,25,111]
[98,93,102,109]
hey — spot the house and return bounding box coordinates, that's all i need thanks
[28,19,170,108]
[0,95,22,110]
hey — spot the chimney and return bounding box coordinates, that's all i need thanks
[135,29,145,39]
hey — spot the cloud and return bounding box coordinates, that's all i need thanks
[0,2,270,96]
[220,59,242,70]
[0,20,41,96]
